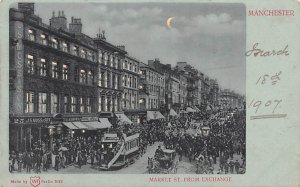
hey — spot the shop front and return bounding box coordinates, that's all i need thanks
[9,115,53,153]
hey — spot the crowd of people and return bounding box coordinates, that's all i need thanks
[9,107,246,174]
[143,108,246,174]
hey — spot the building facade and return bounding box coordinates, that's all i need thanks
[176,62,201,107]
[139,63,165,110]
[9,4,102,152]
[9,3,130,152]
[219,89,244,109]
[122,54,141,123]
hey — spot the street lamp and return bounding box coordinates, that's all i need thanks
[201,126,210,137]
[48,125,55,152]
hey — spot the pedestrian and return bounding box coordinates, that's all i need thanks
[234,160,240,174]
[26,152,32,173]
[78,151,82,169]
[55,155,60,171]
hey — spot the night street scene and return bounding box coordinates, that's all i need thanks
[9,3,246,174]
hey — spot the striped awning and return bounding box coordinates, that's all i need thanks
[72,121,88,129]
[62,122,78,130]
[115,113,133,124]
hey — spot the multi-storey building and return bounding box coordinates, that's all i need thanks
[179,73,188,108]
[139,62,165,110]
[139,62,165,121]
[121,54,141,123]
[176,62,201,107]
[209,79,219,107]
[219,89,244,109]
[8,3,128,152]
[93,32,126,117]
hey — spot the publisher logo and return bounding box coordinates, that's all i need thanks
[30,176,40,187]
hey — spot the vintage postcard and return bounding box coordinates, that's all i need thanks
[0,0,299,187]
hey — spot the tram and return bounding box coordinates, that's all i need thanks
[99,133,140,170]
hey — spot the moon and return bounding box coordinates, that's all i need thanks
[167,17,174,29]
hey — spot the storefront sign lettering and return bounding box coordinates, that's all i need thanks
[12,117,52,124]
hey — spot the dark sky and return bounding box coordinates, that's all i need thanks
[13,3,246,94]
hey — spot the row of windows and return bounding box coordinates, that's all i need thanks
[140,69,164,85]
[27,28,96,62]
[98,52,120,70]
[26,54,94,85]
[97,96,121,112]
[139,98,160,109]
[123,92,138,109]
[98,71,121,90]
[24,91,95,114]
[123,59,139,73]
[123,75,138,89]
[27,28,139,73]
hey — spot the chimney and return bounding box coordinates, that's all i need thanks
[18,3,35,15]
[117,45,125,51]
[49,10,67,30]
[69,17,82,34]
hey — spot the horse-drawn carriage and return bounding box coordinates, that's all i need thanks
[147,149,178,174]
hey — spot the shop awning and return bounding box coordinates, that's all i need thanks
[206,105,214,110]
[98,118,112,129]
[115,113,133,124]
[186,107,196,113]
[83,119,111,130]
[169,109,178,116]
[62,122,78,130]
[194,106,201,112]
[72,121,88,129]
[147,111,165,120]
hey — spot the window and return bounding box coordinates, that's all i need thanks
[98,97,102,112]
[79,69,86,83]
[134,77,137,88]
[41,33,48,45]
[38,92,47,113]
[25,91,34,113]
[98,52,103,63]
[80,97,85,113]
[26,54,35,74]
[124,75,127,87]
[134,65,137,72]
[73,46,79,56]
[39,58,47,76]
[62,64,69,80]
[81,49,87,59]
[51,38,58,49]
[51,93,58,113]
[87,98,91,113]
[129,77,132,88]
[87,51,93,61]
[124,93,127,108]
[28,29,35,41]
[104,53,108,65]
[71,96,77,113]
[62,42,69,53]
[99,71,105,87]
[64,95,69,113]
[110,55,113,67]
[51,62,58,78]
[112,74,116,89]
[87,71,93,85]
[107,72,111,88]
[129,63,132,71]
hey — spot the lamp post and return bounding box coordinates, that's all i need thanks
[201,126,210,156]
[56,124,63,144]
[48,125,55,152]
